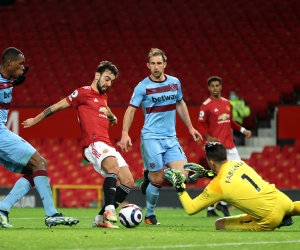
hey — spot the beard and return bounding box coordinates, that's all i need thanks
[97,80,108,94]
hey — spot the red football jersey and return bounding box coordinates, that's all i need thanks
[65,86,112,148]
[198,97,235,149]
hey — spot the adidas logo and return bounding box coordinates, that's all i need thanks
[94,98,98,102]
[214,108,219,112]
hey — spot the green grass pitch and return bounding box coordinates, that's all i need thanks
[1,208,300,250]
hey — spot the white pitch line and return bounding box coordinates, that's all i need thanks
[89,240,300,250]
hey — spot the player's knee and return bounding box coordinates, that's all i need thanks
[150,175,164,184]
[121,173,134,188]
[215,218,226,230]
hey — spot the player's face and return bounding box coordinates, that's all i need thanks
[147,55,166,81]
[96,70,116,94]
[9,54,25,79]
[208,81,222,98]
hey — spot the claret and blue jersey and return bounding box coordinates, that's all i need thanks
[0,74,13,126]
[129,74,183,139]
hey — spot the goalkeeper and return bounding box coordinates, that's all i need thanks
[166,141,300,231]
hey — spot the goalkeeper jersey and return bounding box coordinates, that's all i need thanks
[180,160,279,220]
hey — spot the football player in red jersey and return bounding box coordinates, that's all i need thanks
[197,76,252,217]
[22,61,134,229]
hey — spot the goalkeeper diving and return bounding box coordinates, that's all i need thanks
[165,141,300,231]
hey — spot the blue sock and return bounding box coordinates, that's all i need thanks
[0,177,32,212]
[145,182,161,217]
[33,170,58,216]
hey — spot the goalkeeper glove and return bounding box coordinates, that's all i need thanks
[165,169,186,196]
[184,163,217,181]
[13,65,29,86]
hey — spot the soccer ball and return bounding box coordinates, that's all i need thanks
[119,204,143,228]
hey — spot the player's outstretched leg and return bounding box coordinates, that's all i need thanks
[45,213,80,228]
[0,210,13,228]
[144,182,161,225]
[141,169,150,195]
[93,183,131,228]
[101,173,118,223]
[216,202,231,217]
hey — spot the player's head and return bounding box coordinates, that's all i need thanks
[229,89,238,100]
[205,142,227,171]
[207,76,222,99]
[147,48,167,80]
[1,47,25,79]
[94,61,119,95]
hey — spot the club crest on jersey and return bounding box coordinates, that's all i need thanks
[169,83,177,92]
[226,106,230,111]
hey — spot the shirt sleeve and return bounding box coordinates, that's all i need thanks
[129,83,145,108]
[176,80,183,102]
[197,105,209,135]
[179,184,223,215]
[65,88,84,108]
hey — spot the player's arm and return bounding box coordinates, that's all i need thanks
[119,106,137,152]
[176,99,202,141]
[165,169,220,215]
[106,106,117,126]
[22,98,71,128]
[230,111,252,139]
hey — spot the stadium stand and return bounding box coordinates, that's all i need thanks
[1,0,300,206]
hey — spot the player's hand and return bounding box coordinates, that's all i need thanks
[184,163,216,180]
[244,130,252,139]
[165,169,186,196]
[13,65,29,86]
[108,115,118,126]
[189,128,202,141]
[22,118,36,128]
[118,134,132,152]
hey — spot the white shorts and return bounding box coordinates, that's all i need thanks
[84,141,128,177]
[226,147,241,160]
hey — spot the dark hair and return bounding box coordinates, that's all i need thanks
[1,47,23,65]
[147,48,167,63]
[205,142,227,162]
[96,61,119,78]
[207,76,222,86]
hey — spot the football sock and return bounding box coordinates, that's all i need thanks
[0,175,34,212]
[292,201,300,215]
[33,170,58,216]
[145,182,161,217]
[220,201,227,206]
[103,173,118,208]
[99,184,131,215]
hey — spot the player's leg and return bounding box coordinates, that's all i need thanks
[141,139,164,225]
[215,214,261,231]
[85,142,120,223]
[94,154,134,228]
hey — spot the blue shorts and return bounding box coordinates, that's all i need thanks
[140,137,187,172]
[0,125,36,173]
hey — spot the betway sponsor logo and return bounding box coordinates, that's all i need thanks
[152,94,176,102]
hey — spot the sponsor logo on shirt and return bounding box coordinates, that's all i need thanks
[94,98,98,102]
[218,113,230,124]
[214,108,219,112]
[152,94,176,102]
[4,90,12,99]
